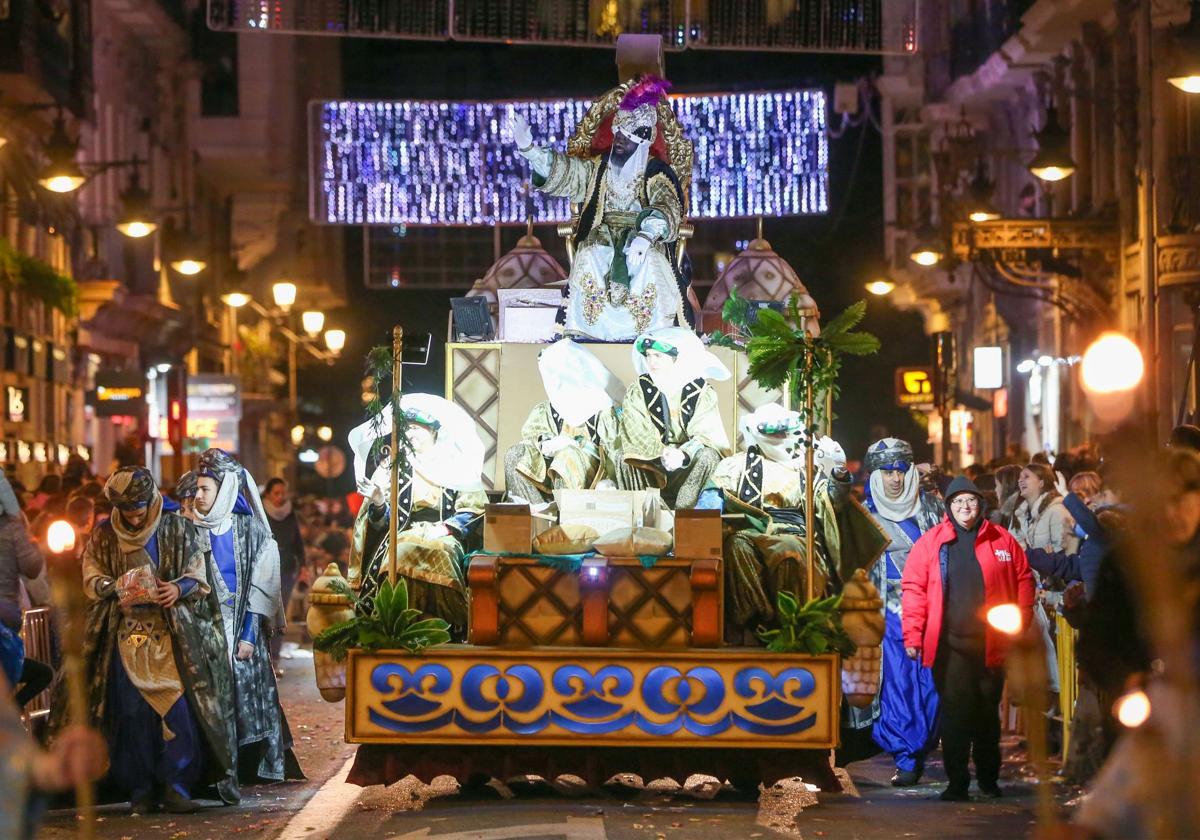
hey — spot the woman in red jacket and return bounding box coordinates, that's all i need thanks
[901,476,1035,801]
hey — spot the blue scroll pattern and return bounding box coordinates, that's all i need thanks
[364,659,821,740]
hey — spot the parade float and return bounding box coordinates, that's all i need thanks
[306,39,888,791]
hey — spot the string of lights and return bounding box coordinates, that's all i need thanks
[313,90,828,226]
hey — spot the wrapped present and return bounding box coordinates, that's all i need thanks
[116,564,158,609]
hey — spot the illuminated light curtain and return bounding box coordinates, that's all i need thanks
[313,90,828,226]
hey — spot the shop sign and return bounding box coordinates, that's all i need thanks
[895,367,935,410]
[5,385,28,423]
[973,346,1004,390]
[186,375,241,453]
[92,371,146,417]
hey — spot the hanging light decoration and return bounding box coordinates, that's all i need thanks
[37,115,86,193]
[1028,106,1076,182]
[115,166,157,238]
[965,159,1001,222]
[1169,0,1200,92]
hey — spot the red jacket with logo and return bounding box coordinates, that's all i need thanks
[901,517,1036,669]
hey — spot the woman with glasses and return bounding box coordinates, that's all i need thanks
[901,476,1035,801]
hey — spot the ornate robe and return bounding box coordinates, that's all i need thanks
[711,449,886,636]
[205,513,302,784]
[50,514,240,803]
[529,150,686,339]
[349,460,488,632]
[504,401,620,503]
[616,374,729,508]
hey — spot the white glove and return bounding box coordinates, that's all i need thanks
[539,435,573,459]
[624,234,652,271]
[1054,470,1069,497]
[814,436,847,476]
[508,113,532,150]
[357,478,386,508]
[661,446,686,472]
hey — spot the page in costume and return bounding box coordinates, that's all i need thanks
[49,467,240,807]
[614,327,730,508]
[193,449,302,785]
[347,394,487,633]
[504,339,625,504]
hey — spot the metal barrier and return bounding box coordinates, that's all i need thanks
[1056,613,1079,758]
[18,607,53,718]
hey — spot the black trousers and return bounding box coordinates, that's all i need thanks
[933,644,1004,791]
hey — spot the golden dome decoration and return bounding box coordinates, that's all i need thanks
[466,223,567,307]
[702,219,819,332]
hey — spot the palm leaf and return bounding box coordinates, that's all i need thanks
[823,332,881,356]
[820,300,867,338]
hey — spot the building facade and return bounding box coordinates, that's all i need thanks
[881,0,1194,464]
[1,0,345,486]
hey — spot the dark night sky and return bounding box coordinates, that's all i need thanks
[299,40,931,494]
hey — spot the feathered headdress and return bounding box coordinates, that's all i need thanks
[619,75,672,111]
[611,75,672,144]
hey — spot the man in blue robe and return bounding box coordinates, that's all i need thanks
[192,448,302,784]
[851,438,945,786]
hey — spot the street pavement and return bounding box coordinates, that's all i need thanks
[37,643,1068,839]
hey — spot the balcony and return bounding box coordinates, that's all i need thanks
[0,0,91,112]
[949,0,1034,82]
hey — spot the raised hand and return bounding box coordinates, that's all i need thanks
[508,113,532,150]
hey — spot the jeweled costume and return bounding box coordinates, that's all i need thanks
[706,405,886,639]
[347,394,488,633]
[51,468,239,805]
[855,437,944,781]
[504,339,624,505]
[615,327,731,509]
[517,76,687,339]
[192,449,301,784]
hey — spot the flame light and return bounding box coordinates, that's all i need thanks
[1114,689,1151,728]
[986,603,1023,636]
[47,520,76,554]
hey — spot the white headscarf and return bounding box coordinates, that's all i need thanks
[192,464,270,536]
[868,465,922,522]
[739,403,804,466]
[538,339,624,427]
[631,326,731,393]
[348,393,486,496]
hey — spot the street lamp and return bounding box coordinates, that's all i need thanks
[115,168,157,239]
[965,159,1001,222]
[272,282,297,311]
[221,291,251,308]
[1169,0,1200,92]
[317,425,333,442]
[1028,107,1076,182]
[865,279,895,296]
[37,115,86,193]
[290,424,306,446]
[301,310,325,338]
[324,329,346,354]
[169,228,208,276]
